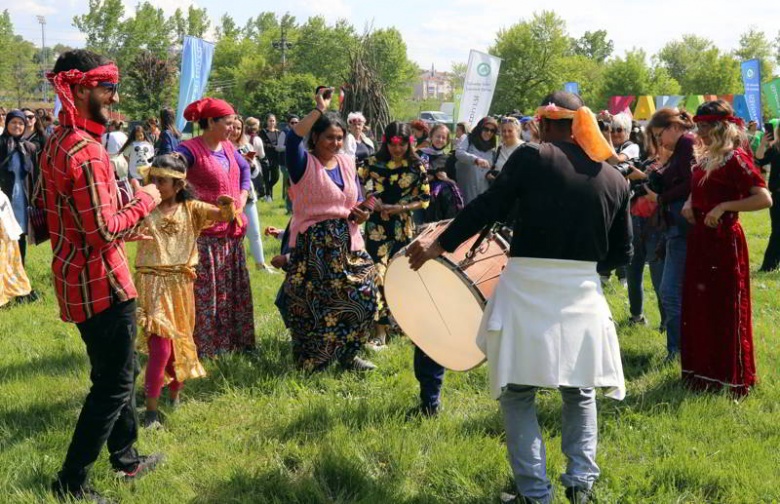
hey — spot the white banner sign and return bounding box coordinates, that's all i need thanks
[457,50,502,128]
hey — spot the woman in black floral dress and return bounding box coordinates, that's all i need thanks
[359,122,430,347]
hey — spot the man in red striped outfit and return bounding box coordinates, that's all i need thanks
[42,50,163,504]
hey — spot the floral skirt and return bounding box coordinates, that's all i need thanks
[193,235,256,357]
[365,213,413,325]
[282,219,379,370]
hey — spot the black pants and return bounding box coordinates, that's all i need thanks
[263,163,280,199]
[414,346,445,408]
[18,234,26,265]
[57,300,141,489]
[761,192,780,272]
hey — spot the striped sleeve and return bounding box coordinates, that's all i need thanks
[70,156,155,248]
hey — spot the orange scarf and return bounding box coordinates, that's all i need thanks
[535,104,616,162]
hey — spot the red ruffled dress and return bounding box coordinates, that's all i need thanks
[681,148,765,396]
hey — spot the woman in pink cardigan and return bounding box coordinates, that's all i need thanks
[280,88,379,371]
[176,98,255,357]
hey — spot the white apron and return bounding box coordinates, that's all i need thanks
[477,257,625,400]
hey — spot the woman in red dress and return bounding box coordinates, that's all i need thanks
[680,100,773,396]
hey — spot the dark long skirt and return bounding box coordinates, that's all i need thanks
[282,219,379,370]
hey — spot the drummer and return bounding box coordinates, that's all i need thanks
[408,91,632,504]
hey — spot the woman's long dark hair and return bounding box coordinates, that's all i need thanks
[119,125,151,154]
[468,117,499,152]
[21,107,47,139]
[307,112,347,151]
[160,107,180,139]
[152,154,193,202]
[375,121,422,163]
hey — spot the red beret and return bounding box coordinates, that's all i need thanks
[183,97,235,122]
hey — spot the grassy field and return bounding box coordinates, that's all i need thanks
[1,196,779,504]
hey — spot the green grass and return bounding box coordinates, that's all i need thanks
[1,195,779,503]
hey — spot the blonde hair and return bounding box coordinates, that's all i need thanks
[693,100,747,180]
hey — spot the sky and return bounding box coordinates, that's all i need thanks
[3,0,780,72]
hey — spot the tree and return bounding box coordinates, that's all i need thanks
[572,30,613,63]
[449,62,467,93]
[289,17,356,85]
[170,5,210,40]
[0,10,16,95]
[9,37,39,107]
[72,0,126,59]
[490,11,571,113]
[600,49,680,107]
[658,35,741,94]
[123,50,177,119]
[362,28,417,115]
[734,28,774,81]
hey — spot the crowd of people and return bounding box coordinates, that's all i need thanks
[1,48,778,504]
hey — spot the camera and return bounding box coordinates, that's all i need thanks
[315,86,333,100]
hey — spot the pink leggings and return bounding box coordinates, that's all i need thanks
[145,335,183,399]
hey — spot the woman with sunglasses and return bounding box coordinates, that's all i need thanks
[488,117,523,183]
[20,107,47,153]
[455,116,499,204]
[646,107,696,361]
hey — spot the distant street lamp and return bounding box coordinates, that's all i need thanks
[272,24,293,75]
[36,15,47,102]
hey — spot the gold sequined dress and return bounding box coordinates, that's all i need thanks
[135,200,216,383]
[0,190,31,307]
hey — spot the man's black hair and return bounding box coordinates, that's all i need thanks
[52,49,111,74]
[539,91,584,112]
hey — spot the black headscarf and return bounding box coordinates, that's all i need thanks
[0,110,36,197]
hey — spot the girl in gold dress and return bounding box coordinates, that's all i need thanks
[135,154,238,427]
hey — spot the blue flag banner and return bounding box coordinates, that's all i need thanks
[176,36,216,131]
[732,95,751,123]
[564,82,580,95]
[740,59,762,129]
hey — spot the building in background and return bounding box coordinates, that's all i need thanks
[414,65,453,101]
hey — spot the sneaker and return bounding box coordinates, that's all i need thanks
[142,410,162,429]
[406,402,440,418]
[365,339,387,352]
[340,356,377,371]
[627,314,647,326]
[115,453,164,482]
[52,481,114,504]
[565,486,593,504]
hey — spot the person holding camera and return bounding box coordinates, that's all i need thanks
[756,119,780,271]
[280,87,379,372]
[646,107,696,361]
[596,112,638,288]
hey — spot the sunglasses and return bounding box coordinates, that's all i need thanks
[96,82,119,96]
[612,127,624,133]
[483,127,497,134]
[289,120,299,125]
[24,114,35,120]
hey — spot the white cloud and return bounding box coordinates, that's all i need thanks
[4,0,58,16]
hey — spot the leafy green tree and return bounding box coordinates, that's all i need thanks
[490,11,571,113]
[9,37,39,107]
[289,17,356,85]
[362,28,417,113]
[0,10,16,96]
[170,6,210,41]
[572,29,614,63]
[734,28,774,81]
[243,72,318,117]
[72,0,126,59]
[601,49,681,101]
[657,35,740,94]
[123,50,177,119]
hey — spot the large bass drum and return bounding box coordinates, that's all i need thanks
[384,220,509,371]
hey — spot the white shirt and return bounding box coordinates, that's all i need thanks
[103,131,128,155]
[122,141,155,180]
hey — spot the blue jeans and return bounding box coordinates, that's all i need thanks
[659,200,689,356]
[500,385,599,503]
[627,215,665,321]
[413,346,445,408]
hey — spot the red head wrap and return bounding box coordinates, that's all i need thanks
[693,114,745,128]
[183,98,235,122]
[46,63,119,125]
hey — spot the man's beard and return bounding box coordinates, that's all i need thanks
[88,92,109,125]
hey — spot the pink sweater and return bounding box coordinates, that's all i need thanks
[181,137,246,238]
[288,152,364,251]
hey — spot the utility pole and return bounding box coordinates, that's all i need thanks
[272,24,293,75]
[36,15,46,102]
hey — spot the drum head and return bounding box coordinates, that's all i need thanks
[384,254,486,371]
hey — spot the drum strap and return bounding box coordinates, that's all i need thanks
[464,225,493,263]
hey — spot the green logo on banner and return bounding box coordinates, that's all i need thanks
[477,63,491,77]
